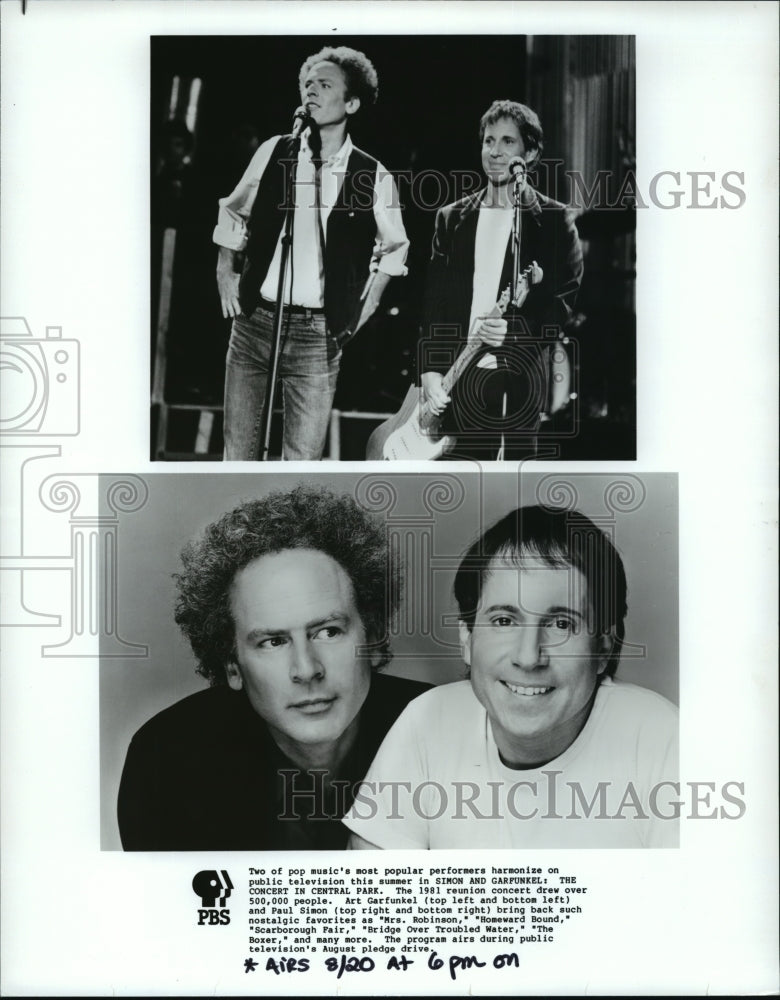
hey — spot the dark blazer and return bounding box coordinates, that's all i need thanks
[117,672,430,852]
[420,186,583,375]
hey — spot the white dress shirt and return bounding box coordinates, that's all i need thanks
[213,131,409,308]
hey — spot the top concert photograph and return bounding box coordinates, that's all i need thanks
[150,35,636,462]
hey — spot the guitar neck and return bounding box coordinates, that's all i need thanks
[441,337,484,396]
[418,307,500,427]
[440,283,519,396]
[419,275,526,424]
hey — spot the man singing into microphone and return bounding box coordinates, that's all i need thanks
[214,46,409,461]
[419,100,583,461]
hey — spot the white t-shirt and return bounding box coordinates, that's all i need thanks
[343,678,679,849]
[469,203,514,369]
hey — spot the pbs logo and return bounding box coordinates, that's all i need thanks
[192,870,233,926]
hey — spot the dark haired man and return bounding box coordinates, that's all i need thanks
[419,100,583,460]
[117,485,427,851]
[344,505,678,848]
[214,46,408,460]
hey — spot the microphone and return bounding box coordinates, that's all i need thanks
[291,106,311,139]
[507,156,527,183]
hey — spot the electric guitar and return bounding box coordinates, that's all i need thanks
[366,283,521,461]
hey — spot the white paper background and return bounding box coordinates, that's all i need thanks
[1,1,777,995]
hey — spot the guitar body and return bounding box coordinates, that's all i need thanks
[366,284,524,461]
[366,384,456,461]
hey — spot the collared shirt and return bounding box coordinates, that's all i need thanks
[213,131,409,308]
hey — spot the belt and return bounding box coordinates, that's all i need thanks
[258,297,325,318]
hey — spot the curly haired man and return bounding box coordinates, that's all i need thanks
[118,484,427,850]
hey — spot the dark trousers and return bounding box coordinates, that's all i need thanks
[447,345,548,461]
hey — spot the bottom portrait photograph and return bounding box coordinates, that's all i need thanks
[100,470,679,855]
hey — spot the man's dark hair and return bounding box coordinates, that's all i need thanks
[479,99,544,161]
[454,505,627,676]
[174,485,396,685]
[299,46,379,110]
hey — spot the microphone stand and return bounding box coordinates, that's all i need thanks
[503,165,526,460]
[259,115,306,461]
[510,169,524,304]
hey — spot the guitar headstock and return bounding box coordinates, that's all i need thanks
[497,286,511,315]
[509,262,542,309]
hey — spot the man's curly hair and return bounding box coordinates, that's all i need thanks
[174,485,397,685]
[298,46,379,110]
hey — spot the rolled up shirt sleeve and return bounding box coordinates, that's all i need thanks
[212,135,281,251]
[372,166,409,277]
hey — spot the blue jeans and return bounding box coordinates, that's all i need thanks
[223,304,341,461]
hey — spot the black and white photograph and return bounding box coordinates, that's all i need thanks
[100,472,678,853]
[0,1,777,996]
[151,35,637,462]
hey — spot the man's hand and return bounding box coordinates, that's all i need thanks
[216,246,241,319]
[474,316,507,348]
[511,260,543,308]
[421,371,451,415]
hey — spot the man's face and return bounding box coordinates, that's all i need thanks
[301,60,359,129]
[227,548,375,753]
[460,555,609,766]
[481,116,528,186]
